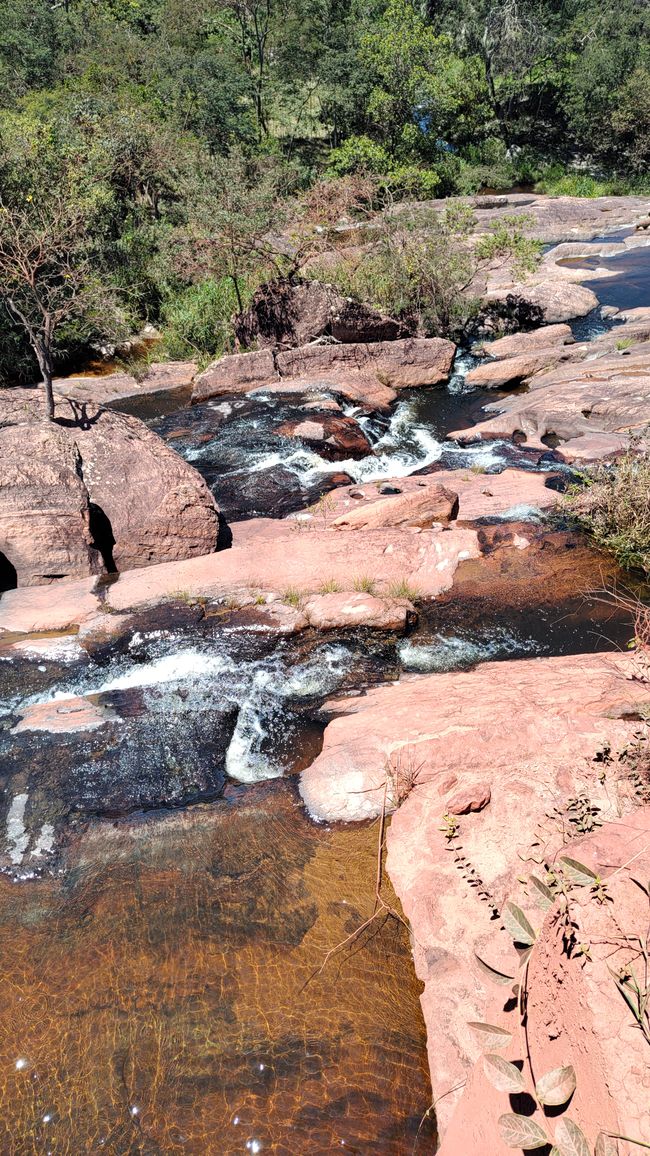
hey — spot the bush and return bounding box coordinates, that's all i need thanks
[566,448,650,574]
[160,278,241,360]
[534,164,650,198]
[326,135,439,202]
[327,134,391,177]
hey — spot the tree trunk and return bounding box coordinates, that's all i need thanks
[34,342,55,421]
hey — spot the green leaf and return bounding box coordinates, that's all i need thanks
[595,1134,619,1156]
[554,1118,592,1156]
[474,952,515,986]
[559,857,598,887]
[535,1064,576,1106]
[529,873,555,912]
[468,1021,512,1050]
[498,1113,548,1150]
[484,1054,526,1093]
[503,901,537,946]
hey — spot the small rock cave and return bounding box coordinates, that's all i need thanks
[0,551,18,593]
[89,503,117,573]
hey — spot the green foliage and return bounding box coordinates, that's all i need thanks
[160,278,241,359]
[565,450,650,575]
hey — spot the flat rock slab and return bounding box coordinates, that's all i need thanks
[54,361,197,411]
[12,696,115,734]
[303,469,559,526]
[303,592,414,631]
[298,652,649,1140]
[193,337,456,412]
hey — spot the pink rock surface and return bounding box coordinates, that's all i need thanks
[298,652,648,1141]
[438,811,650,1155]
[452,344,650,456]
[54,361,197,411]
[445,783,491,814]
[316,469,558,526]
[0,390,220,585]
[192,337,456,411]
[479,324,574,359]
[465,346,572,389]
[330,483,459,529]
[276,414,372,459]
[12,697,114,734]
[303,592,414,631]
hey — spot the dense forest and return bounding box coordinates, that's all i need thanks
[0,0,649,387]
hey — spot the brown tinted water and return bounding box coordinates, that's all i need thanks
[0,780,435,1155]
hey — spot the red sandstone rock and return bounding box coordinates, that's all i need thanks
[0,389,220,586]
[0,421,100,586]
[479,324,574,359]
[276,414,372,459]
[303,592,414,631]
[445,783,491,814]
[298,651,649,1141]
[331,483,459,529]
[193,337,456,412]
[277,337,456,390]
[54,361,197,413]
[488,279,599,323]
[12,697,115,734]
[465,347,572,389]
[320,469,558,525]
[234,278,404,347]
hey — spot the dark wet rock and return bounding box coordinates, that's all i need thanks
[276,413,372,460]
[234,277,405,349]
[0,390,220,586]
[0,692,237,873]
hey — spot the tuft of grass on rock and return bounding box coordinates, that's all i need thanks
[353,575,377,595]
[282,587,304,608]
[388,578,420,601]
[319,578,341,594]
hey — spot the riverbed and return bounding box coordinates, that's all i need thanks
[0,230,647,1153]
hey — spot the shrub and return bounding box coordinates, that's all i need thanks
[565,447,650,574]
[326,134,391,177]
[160,278,241,360]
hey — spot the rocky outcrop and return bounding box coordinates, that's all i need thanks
[0,389,220,586]
[54,361,197,415]
[234,278,404,348]
[453,341,650,454]
[193,336,456,411]
[298,651,649,1143]
[478,323,575,360]
[330,481,459,528]
[0,421,99,586]
[486,279,599,323]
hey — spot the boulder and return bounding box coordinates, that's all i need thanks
[0,421,99,587]
[234,278,405,349]
[277,337,456,390]
[276,414,372,459]
[303,592,414,631]
[193,336,456,412]
[510,279,599,323]
[478,323,574,360]
[465,347,572,389]
[0,389,220,587]
[331,482,459,529]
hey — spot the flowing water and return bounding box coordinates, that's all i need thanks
[1,250,646,1152]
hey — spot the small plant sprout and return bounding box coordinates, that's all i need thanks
[319,578,341,594]
[388,578,420,601]
[282,587,304,608]
[353,575,377,594]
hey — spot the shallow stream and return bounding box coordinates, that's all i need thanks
[1,239,647,1153]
